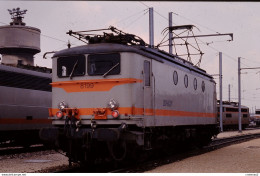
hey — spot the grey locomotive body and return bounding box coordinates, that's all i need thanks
[40,40,219,163]
[253,109,260,125]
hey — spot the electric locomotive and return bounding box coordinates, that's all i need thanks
[251,109,260,126]
[217,101,250,130]
[40,26,219,164]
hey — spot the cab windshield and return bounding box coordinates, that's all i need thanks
[87,53,120,76]
[57,55,85,78]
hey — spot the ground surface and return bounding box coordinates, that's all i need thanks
[146,129,260,173]
[0,150,68,173]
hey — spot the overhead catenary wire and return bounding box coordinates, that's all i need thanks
[122,9,149,30]
[159,40,232,47]
[141,2,258,84]
[172,12,221,35]
[241,57,260,65]
[138,2,260,107]
[139,1,177,25]
[138,2,256,69]
[111,8,149,27]
[41,33,68,44]
[0,20,76,65]
[0,20,70,45]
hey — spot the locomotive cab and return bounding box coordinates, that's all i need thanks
[50,47,150,127]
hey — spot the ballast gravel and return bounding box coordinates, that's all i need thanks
[0,150,69,173]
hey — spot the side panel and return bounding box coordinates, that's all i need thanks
[222,108,250,126]
[150,59,216,127]
[0,86,52,130]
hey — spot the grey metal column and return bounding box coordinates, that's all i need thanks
[238,57,242,132]
[219,52,223,132]
[169,12,173,54]
[149,7,154,48]
[228,84,231,102]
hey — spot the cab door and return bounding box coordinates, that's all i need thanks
[143,60,154,125]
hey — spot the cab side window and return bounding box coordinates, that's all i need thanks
[57,55,85,78]
[144,61,150,86]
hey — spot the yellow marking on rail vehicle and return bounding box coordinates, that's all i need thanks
[49,107,215,119]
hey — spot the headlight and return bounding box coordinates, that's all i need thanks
[56,111,63,119]
[112,110,120,118]
[107,99,119,110]
[58,101,68,111]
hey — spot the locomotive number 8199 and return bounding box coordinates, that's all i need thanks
[40,26,219,165]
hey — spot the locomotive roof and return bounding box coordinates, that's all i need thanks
[217,100,249,109]
[217,103,249,109]
[53,43,213,79]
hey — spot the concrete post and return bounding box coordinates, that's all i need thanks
[169,12,173,54]
[219,52,223,132]
[238,57,242,132]
[149,7,154,48]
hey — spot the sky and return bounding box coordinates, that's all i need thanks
[0,1,260,112]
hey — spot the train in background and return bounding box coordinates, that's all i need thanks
[40,26,219,165]
[217,100,250,130]
[0,64,52,146]
[0,8,52,147]
[250,109,260,126]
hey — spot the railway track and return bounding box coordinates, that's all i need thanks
[109,133,260,173]
[0,144,48,156]
[209,133,260,149]
[54,132,260,173]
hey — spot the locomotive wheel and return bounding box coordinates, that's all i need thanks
[107,140,127,161]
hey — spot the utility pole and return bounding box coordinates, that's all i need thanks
[228,84,231,102]
[168,12,173,54]
[238,60,260,133]
[149,7,154,48]
[238,57,242,132]
[219,52,223,132]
